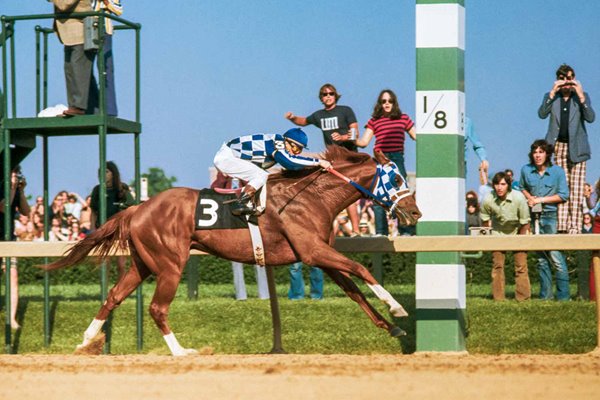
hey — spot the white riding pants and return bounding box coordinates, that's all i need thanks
[214,144,269,192]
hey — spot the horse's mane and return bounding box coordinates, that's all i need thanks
[270,146,372,181]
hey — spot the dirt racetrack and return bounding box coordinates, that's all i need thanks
[1,352,599,399]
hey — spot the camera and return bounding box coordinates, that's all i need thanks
[113,202,129,210]
[469,227,492,236]
[15,173,24,184]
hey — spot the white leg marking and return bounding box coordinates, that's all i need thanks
[367,284,408,317]
[77,319,105,350]
[163,332,198,356]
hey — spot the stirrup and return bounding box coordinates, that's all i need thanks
[231,194,256,216]
[231,203,256,216]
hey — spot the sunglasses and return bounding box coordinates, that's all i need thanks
[286,140,302,151]
[558,75,574,80]
[380,99,395,104]
[320,91,336,98]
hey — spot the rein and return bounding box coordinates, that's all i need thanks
[326,167,377,200]
[277,168,323,214]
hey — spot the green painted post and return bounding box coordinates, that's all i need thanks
[9,23,16,119]
[42,136,51,347]
[415,0,466,352]
[135,130,143,351]
[95,14,111,354]
[371,253,384,285]
[2,130,10,354]
[1,18,13,354]
[43,30,51,347]
[134,25,144,352]
[186,257,199,300]
[35,28,40,115]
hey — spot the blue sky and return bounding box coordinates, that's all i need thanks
[2,1,599,199]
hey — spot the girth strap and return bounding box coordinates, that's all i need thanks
[247,217,266,267]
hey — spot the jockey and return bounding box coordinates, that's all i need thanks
[214,128,332,215]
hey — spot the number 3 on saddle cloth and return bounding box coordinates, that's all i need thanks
[195,189,259,230]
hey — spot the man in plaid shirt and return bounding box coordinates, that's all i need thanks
[214,128,331,215]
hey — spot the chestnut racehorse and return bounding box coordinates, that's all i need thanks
[44,146,421,356]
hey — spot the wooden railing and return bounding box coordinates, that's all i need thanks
[1,235,599,354]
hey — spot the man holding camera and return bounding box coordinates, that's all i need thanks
[538,64,595,234]
[481,171,531,301]
[0,167,31,329]
[53,0,96,116]
[520,139,570,301]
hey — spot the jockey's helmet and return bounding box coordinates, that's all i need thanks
[283,128,309,149]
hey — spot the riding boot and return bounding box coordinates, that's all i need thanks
[231,186,257,216]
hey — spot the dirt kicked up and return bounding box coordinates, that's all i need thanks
[1,353,599,400]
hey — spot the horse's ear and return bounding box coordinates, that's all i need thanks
[373,150,390,165]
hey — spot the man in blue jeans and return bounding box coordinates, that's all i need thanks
[520,139,570,300]
[288,262,323,300]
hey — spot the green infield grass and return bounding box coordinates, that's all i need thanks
[1,282,597,355]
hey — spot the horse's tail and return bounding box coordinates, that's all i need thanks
[41,205,139,271]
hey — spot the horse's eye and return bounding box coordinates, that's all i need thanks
[394,174,405,188]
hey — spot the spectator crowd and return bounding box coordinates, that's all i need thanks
[14,191,91,243]
[464,64,597,302]
[284,64,598,303]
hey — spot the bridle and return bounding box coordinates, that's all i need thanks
[327,162,412,216]
[277,160,412,218]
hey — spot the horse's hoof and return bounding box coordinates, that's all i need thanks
[74,333,105,355]
[390,305,409,318]
[173,348,198,357]
[389,326,407,337]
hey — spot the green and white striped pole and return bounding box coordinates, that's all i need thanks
[415,0,466,352]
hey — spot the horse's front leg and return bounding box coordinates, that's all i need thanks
[301,241,408,318]
[322,268,406,337]
[150,272,198,356]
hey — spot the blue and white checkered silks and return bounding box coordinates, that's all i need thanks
[373,162,411,214]
[226,134,320,170]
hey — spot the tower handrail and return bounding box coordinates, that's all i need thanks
[1,11,140,29]
[1,11,141,120]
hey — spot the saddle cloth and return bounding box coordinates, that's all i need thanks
[195,189,257,230]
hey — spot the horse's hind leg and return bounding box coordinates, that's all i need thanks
[77,252,150,352]
[322,268,405,337]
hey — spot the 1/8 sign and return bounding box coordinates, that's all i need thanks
[416,91,464,134]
